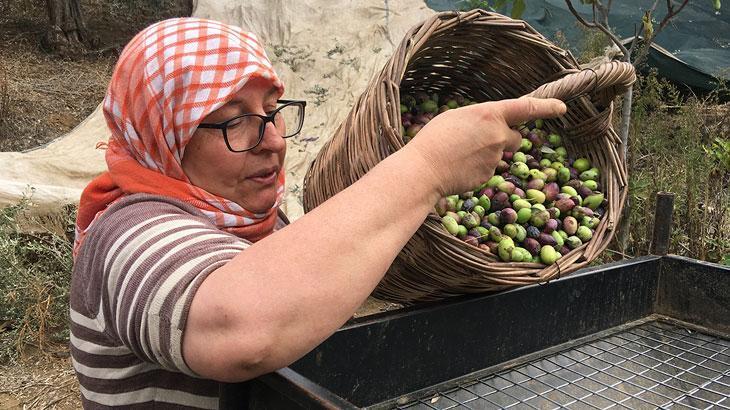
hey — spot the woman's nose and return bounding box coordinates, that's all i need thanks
[254,120,286,153]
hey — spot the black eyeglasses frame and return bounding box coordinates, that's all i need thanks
[197,99,307,153]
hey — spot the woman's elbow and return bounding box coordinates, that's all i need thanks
[183,317,279,382]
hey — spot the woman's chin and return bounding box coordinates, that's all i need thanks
[230,182,280,213]
[237,195,278,213]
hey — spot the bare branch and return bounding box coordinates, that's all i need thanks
[654,0,662,13]
[565,0,597,28]
[602,1,611,26]
[656,0,689,36]
[633,0,690,66]
[592,2,597,24]
[626,24,639,63]
[564,0,630,60]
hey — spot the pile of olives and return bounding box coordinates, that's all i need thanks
[401,93,606,265]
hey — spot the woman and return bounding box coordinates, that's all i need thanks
[70,17,565,409]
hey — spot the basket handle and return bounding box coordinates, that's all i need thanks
[525,61,636,104]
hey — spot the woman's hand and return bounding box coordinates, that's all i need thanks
[404,97,566,196]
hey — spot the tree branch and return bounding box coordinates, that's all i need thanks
[565,0,597,28]
[564,0,629,59]
[655,0,689,37]
[633,0,689,67]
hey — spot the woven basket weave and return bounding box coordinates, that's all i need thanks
[302,10,636,303]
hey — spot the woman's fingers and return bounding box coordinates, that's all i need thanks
[504,128,523,153]
[495,97,567,127]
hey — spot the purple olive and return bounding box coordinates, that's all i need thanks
[538,232,558,247]
[523,237,541,255]
[468,228,484,243]
[491,191,510,211]
[464,235,479,246]
[578,185,593,199]
[542,182,560,202]
[500,208,518,225]
[527,132,544,148]
[544,218,559,234]
[528,148,543,161]
[479,187,495,199]
[572,206,594,220]
[413,114,431,124]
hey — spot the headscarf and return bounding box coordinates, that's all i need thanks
[74,17,285,258]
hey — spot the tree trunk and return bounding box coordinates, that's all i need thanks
[42,0,90,54]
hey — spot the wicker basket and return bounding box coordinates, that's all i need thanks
[302,10,636,303]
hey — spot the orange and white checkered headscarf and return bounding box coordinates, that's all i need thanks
[74,18,285,257]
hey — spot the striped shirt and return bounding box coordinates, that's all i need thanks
[70,194,287,409]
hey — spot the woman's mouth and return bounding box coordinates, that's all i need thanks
[247,168,278,185]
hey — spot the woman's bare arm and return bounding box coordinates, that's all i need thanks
[183,97,566,382]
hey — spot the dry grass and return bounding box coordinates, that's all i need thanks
[0,349,80,410]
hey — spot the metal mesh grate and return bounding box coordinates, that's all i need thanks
[398,321,730,409]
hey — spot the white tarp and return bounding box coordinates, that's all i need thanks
[0,0,435,219]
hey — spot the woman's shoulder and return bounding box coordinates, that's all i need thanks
[103,193,208,221]
[81,193,221,253]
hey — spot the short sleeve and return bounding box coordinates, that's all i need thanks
[80,195,249,376]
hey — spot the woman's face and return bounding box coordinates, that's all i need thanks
[181,77,286,213]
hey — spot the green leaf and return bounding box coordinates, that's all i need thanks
[722,254,730,266]
[493,0,508,11]
[540,146,556,155]
[511,0,526,18]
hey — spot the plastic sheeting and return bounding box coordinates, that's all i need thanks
[0,0,434,219]
[429,0,729,92]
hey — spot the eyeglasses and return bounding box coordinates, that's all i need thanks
[197,99,307,152]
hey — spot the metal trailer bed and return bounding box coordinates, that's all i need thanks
[220,255,729,409]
